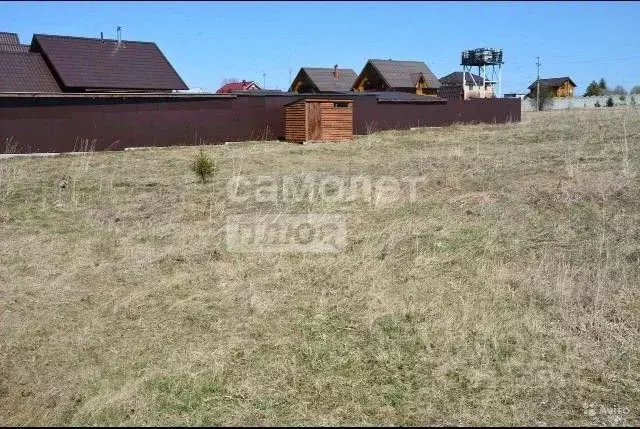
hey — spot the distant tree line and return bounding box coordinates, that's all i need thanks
[529,77,639,110]
[583,78,640,97]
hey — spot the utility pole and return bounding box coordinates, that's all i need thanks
[536,56,541,111]
[263,72,266,90]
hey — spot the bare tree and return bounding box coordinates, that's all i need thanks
[610,85,627,96]
[221,78,240,85]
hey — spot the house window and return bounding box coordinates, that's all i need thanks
[333,102,349,108]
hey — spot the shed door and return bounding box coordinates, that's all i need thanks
[307,102,322,141]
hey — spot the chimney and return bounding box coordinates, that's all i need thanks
[116,26,122,46]
[100,32,104,44]
[333,64,339,80]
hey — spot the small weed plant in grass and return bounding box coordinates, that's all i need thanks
[191,148,216,183]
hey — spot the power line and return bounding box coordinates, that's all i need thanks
[524,53,640,62]
[507,55,640,68]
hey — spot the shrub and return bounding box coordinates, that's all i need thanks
[599,78,607,91]
[584,80,605,96]
[611,85,627,96]
[191,148,216,183]
[594,101,601,108]
[631,95,637,106]
[606,97,614,107]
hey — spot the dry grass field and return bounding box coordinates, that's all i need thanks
[1,108,639,425]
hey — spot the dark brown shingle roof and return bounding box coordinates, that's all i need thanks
[290,68,357,92]
[439,71,485,86]
[31,34,188,91]
[0,44,29,53]
[437,85,464,100]
[367,59,441,89]
[0,51,61,92]
[0,32,29,53]
[0,32,20,45]
[528,77,576,90]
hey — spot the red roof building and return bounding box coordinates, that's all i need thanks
[216,80,261,94]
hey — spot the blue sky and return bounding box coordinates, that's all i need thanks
[2,1,639,93]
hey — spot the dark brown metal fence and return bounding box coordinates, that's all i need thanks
[0,93,520,153]
[353,97,520,132]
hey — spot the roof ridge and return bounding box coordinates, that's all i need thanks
[302,67,356,71]
[440,71,484,78]
[370,59,426,63]
[220,81,256,85]
[34,33,155,45]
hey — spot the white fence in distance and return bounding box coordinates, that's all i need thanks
[521,94,639,112]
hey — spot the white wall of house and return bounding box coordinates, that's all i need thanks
[465,84,494,99]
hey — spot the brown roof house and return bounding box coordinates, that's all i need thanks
[0,31,19,45]
[528,77,576,98]
[352,59,441,95]
[439,71,494,99]
[29,33,189,92]
[0,32,29,53]
[0,32,60,92]
[289,65,357,93]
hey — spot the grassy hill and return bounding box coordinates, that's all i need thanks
[1,109,639,425]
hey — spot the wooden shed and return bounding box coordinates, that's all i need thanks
[284,98,353,143]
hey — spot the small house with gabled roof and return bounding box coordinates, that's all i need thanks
[528,77,576,98]
[289,65,357,93]
[352,59,441,96]
[439,71,494,99]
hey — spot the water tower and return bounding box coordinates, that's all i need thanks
[461,48,503,99]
